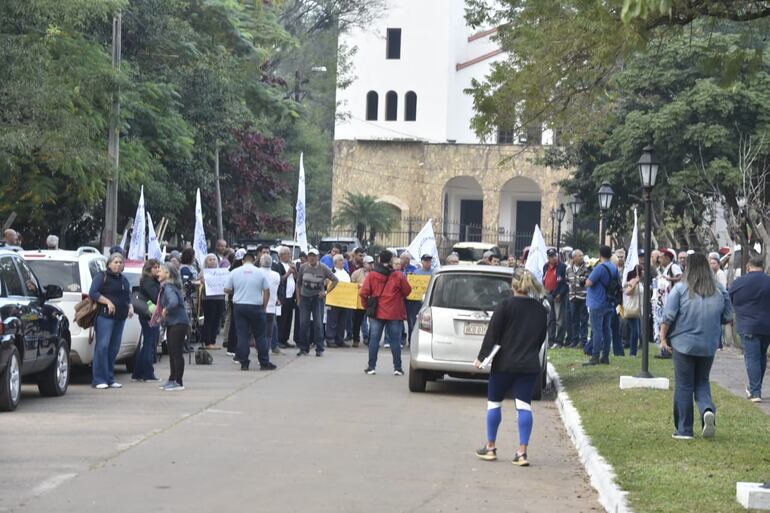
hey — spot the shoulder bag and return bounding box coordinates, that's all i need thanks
[74,272,106,329]
[365,273,392,318]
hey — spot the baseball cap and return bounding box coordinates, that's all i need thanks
[420,254,433,261]
[547,248,558,257]
[659,247,676,260]
[234,248,246,260]
[363,255,374,264]
[308,248,319,256]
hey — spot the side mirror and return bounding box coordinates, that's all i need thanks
[44,284,63,301]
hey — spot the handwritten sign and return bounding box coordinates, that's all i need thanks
[407,275,431,302]
[325,282,364,310]
[203,268,230,296]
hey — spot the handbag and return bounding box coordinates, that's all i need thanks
[74,272,107,328]
[131,288,151,318]
[366,273,392,318]
[195,346,213,365]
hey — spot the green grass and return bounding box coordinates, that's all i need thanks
[549,348,770,513]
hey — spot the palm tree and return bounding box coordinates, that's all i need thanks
[334,193,400,246]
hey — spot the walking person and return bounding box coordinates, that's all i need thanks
[153,263,190,391]
[89,252,134,389]
[360,250,412,375]
[224,252,276,371]
[274,246,297,349]
[660,253,733,439]
[200,254,225,350]
[326,254,352,348]
[297,249,339,356]
[131,259,161,382]
[583,245,619,366]
[543,248,568,348]
[474,269,548,466]
[351,256,374,347]
[565,249,589,349]
[729,255,770,403]
[259,254,282,354]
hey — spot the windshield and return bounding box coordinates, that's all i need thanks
[430,273,512,311]
[26,260,81,293]
[453,248,485,262]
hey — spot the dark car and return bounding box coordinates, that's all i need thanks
[0,248,70,411]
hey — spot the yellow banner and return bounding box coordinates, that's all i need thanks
[407,274,431,302]
[325,282,364,310]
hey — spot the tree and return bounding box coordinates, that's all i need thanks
[333,193,398,246]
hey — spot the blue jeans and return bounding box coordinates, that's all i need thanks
[673,350,715,436]
[742,334,770,398]
[610,310,624,356]
[627,318,641,356]
[132,317,159,380]
[367,318,403,371]
[299,295,325,353]
[325,306,350,346]
[568,299,588,346]
[405,300,422,343]
[271,316,279,350]
[589,306,612,361]
[233,304,269,367]
[93,315,126,386]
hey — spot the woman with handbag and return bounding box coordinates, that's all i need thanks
[623,266,643,357]
[153,262,190,391]
[131,259,161,382]
[89,252,134,389]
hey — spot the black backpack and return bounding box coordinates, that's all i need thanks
[602,263,623,307]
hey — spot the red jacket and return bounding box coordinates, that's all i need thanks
[360,265,412,320]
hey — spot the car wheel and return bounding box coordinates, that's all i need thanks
[408,365,427,393]
[38,339,70,397]
[0,346,22,411]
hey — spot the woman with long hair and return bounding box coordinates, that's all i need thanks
[474,269,548,466]
[89,253,134,389]
[200,253,225,350]
[153,263,190,391]
[661,253,733,440]
[131,259,161,382]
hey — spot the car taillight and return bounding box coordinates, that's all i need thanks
[419,307,432,333]
[0,319,4,336]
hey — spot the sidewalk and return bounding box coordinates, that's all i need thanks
[710,346,770,415]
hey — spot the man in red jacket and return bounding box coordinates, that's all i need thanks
[360,250,412,375]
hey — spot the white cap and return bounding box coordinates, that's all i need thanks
[363,256,374,263]
[308,248,319,256]
[234,248,247,260]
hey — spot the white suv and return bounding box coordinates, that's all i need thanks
[408,265,548,399]
[22,248,141,370]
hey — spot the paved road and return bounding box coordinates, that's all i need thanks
[2,347,599,513]
[711,347,770,415]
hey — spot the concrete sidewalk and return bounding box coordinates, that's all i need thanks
[8,348,599,513]
[711,346,770,415]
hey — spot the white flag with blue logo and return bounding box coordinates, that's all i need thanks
[525,224,548,283]
[406,220,440,270]
[127,186,146,260]
[193,188,208,267]
[294,153,309,254]
[147,212,163,261]
[623,209,639,285]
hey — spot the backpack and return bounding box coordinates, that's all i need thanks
[602,263,623,307]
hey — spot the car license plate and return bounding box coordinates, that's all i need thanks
[464,321,488,336]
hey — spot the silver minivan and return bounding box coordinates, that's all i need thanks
[408,265,548,399]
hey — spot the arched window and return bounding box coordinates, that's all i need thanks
[404,91,417,121]
[365,91,378,121]
[385,91,398,121]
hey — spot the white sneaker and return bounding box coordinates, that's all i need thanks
[109,382,123,388]
[94,383,108,390]
[702,410,716,439]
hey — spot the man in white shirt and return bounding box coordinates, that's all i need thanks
[274,246,297,348]
[260,254,282,355]
[654,247,682,359]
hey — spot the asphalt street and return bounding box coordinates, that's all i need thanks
[1,347,599,513]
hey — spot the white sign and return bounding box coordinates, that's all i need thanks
[406,219,440,270]
[203,268,230,297]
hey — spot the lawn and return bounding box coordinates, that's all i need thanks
[549,348,770,513]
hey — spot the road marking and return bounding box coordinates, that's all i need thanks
[30,473,77,497]
[206,408,244,415]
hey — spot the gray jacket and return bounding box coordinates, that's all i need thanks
[662,282,733,357]
[566,263,589,301]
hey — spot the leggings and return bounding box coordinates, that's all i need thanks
[166,324,187,386]
[486,371,538,446]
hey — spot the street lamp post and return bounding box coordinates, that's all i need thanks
[597,181,614,246]
[556,204,566,253]
[568,200,583,239]
[550,208,557,246]
[637,145,659,379]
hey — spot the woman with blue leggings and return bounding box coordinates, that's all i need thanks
[474,269,548,466]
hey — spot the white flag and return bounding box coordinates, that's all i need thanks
[406,219,440,270]
[127,186,146,260]
[294,153,309,254]
[525,225,548,283]
[146,212,163,261]
[623,209,639,285]
[193,188,208,267]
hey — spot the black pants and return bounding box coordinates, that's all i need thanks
[167,324,187,386]
[201,299,225,345]
[352,309,366,342]
[278,298,295,344]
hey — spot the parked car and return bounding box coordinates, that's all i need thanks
[22,248,141,371]
[450,242,502,264]
[408,264,548,399]
[317,236,362,255]
[0,249,71,411]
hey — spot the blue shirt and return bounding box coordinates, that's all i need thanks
[412,267,434,276]
[662,282,733,357]
[586,261,617,310]
[729,271,770,336]
[225,263,269,306]
[159,283,190,326]
[321,255,349,273]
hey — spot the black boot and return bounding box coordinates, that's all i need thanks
[582,357,600,366]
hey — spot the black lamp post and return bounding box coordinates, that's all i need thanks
[550,208,557,246]
[597,182,615,246]
[556,204,566,253]
[637,144,659,379]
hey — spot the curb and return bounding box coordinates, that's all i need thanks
[547,362,633,513]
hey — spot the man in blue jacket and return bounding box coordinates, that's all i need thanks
[729,255,770,403]
[543,248,568,348]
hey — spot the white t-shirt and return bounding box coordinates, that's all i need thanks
[282,261,296,298]
[333,267,350,283]
[263,268,281,315]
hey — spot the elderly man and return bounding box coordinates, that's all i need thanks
[3,229,18,246]
[215,239,231,268]
[566,249,589,349]
[543,248,568,348]
[445,253,460,265]
[297,248,338,356]
[46,235,59,250]
[273,246,297,349]
[678,251,688,272]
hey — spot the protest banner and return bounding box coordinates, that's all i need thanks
[407,274,431,301]
[325,282,363,310]
[203,268,230,296]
